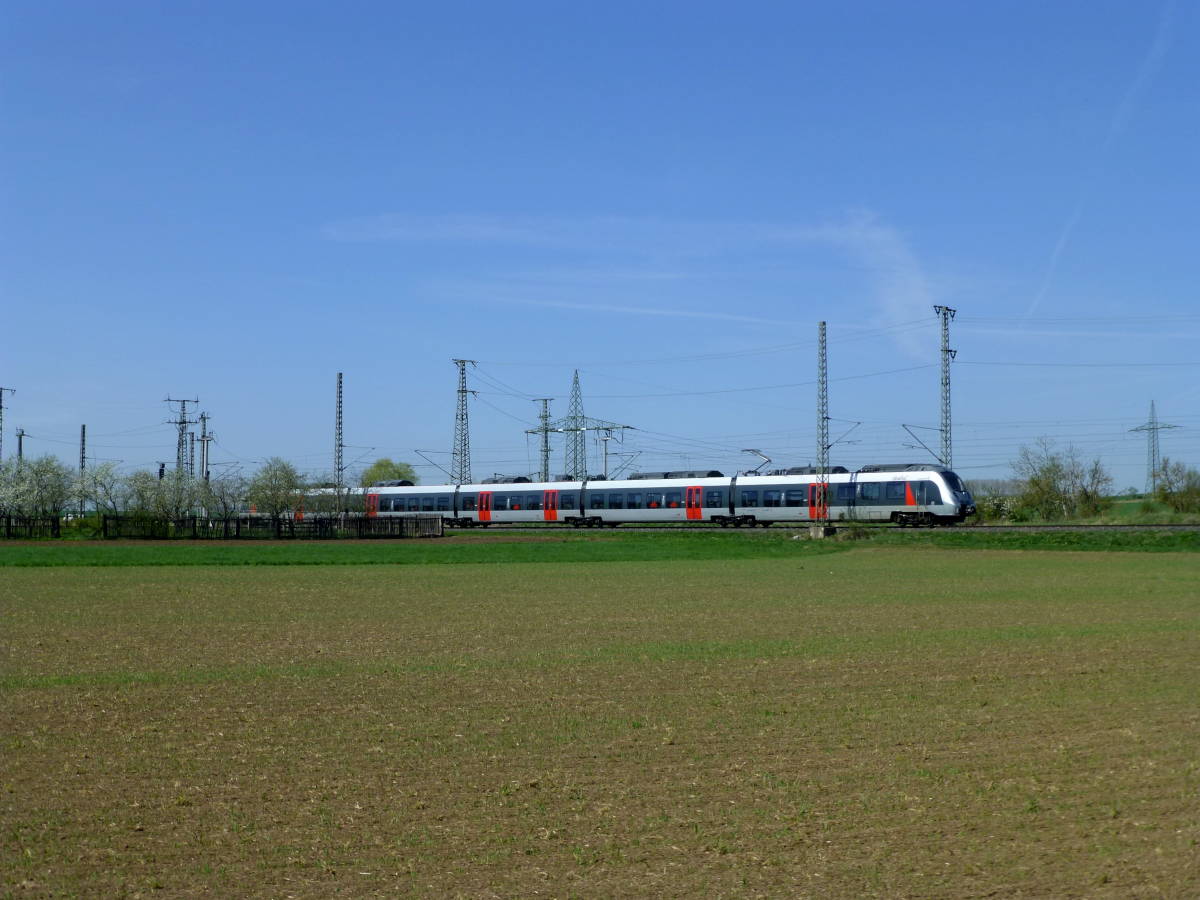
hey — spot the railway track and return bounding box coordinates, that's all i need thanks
[446,522,1200,533]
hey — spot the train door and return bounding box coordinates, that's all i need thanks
[685,486,703,520]
[478,491,492,523]
[808,482,828,520]
[543,490,558,522]
[366,493,379,518]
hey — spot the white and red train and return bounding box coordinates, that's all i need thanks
[364,464,976,527]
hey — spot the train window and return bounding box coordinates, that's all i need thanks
[785,489,805,507]
[664,491,682,509]
[705,489,725,508]
[525,494,541,510]
[627,493,644,509]
[590,494,605,509]
[418,496,432,511]
[836,484,854,502]
[763,490,782,507]
[560,493,577,510]
[461,495,477,511]
[917,481,943,504]
[944,472,965,492]
[740,490,759,507]
[376,497,391,512]
[886,482,906,501]
[437,496,450,511]
[493,495,509,511]
[859,483,881,503]
[607,493,624,509]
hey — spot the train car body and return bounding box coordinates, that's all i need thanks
[364,464,975,527]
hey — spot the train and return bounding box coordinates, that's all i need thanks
[363,464,976,528]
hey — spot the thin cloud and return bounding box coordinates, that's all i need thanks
[773,212,936,359]
[462,294,810,327]
[327,210,941,358]
[1026,0,1176,318]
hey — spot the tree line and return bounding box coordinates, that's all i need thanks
[0,456,418,520]
[968,439,1200,520]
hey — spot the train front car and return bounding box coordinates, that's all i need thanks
[851,464,975,525]
[935,468,976,522]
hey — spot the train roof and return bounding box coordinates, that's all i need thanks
[856,463,950,473]
[628,470,725,480]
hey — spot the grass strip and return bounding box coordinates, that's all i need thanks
[0,527,1195,567]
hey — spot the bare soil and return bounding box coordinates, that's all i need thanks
[2,549,1197,897]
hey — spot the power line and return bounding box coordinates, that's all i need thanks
[960,360,1200,368]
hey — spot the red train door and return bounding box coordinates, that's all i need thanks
[808,483,828,520]
[366,493,379,518]
[544,490,558,522]
[478,491,492,522]
[685,486,703,520]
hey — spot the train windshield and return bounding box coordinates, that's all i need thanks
[943,471,967,493]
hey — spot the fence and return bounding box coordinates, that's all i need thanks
[100,514,444,540]
[0,516,62,539]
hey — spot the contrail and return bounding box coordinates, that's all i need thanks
[1025,0,1176,319]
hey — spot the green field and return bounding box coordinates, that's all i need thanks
[2,536,1198,897]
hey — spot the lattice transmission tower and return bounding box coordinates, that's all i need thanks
[451,360,476,485]
[166,397,197,476]
[1130,401,1179,493]
[933,305,957,468]
[564,371,587,480]
[334,373,344,504]
[815,321,830,523]
[528,371,631,481]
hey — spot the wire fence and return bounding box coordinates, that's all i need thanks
[98,514,445,540]
[0,516,62,539]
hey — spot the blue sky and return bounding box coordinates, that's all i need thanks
[3,1,1198,490]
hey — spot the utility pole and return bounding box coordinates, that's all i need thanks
[816,321,830,525]
[1130,400,1179,493]
[188,432,196,478]
[334,372,344,510]
[198,412,214,482]
[600,433,613,479]
[15,428,25,463]
[524,398,554,482]
[79,424,87,517]
[450,360,476,485]
[0,387,13,463]
[933,306,957,469]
